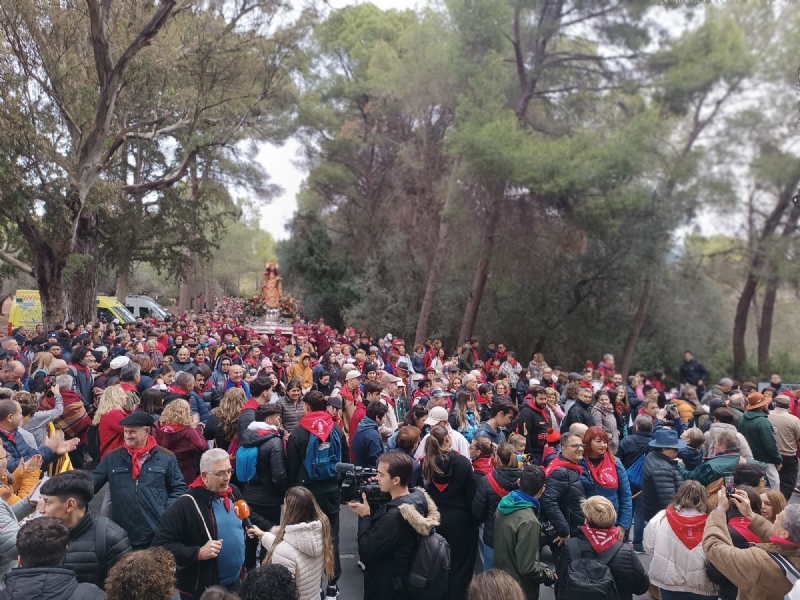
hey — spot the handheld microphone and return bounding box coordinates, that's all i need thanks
[233,499,253,529]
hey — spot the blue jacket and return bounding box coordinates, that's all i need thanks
[352,417,383,468]
[0,428,55,474]
[224,379,250,400]
[91,444,186,548]
[578,455,633,530]
[189,389,211,424]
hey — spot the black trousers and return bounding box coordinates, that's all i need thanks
[779,454,798,501]
[315,489,341,583]
[244,502,282,569]
[438,507,478,600]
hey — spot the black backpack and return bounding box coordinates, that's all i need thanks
[86,425,101,462]
[563,538,622,600]
[407,531,450,600]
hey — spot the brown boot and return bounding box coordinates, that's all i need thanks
[648,584,661,600]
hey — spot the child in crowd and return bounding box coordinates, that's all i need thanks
[508,433,528,466]
[678,427,705,471]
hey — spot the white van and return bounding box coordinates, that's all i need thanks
[125,295,172,320]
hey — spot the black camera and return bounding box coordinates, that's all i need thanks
[336,462,390,510]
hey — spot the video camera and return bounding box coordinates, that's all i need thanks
[336,462,390,510]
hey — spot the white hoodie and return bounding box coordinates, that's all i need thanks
[261,521,326,600]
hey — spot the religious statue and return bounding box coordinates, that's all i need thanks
[261,261,283,308]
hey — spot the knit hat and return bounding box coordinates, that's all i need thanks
[546,428,561,444]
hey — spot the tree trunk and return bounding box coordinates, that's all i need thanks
[732,272,758,380]
[415,167,458,343]
[178,259,193,313]
[115,269,129,305]
[457,190,502,347]
[36,254,68,331]
[66,211,99,326]
[758,278,778,373]
[619,277,652,379]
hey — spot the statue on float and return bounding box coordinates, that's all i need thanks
[260,261,283,308]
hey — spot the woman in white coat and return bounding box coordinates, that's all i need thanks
[644,479,718,600]
[248,486,335,600]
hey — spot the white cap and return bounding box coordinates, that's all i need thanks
[110,356,130,370]
[424,406,449,426]
[345,370,362,382]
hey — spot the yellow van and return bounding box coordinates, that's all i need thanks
[8,290,137,334]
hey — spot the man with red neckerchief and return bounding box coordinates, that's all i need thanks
[517,386,555,465]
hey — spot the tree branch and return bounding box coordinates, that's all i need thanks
[0,250,34,276]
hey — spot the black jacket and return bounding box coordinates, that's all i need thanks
[517,400,551,457]
[472,467,521,547]
[561,400,594,433]
[65,510,131,589]
[242,428,288,507]
[152,484,270,600]
[162,388,191,407]
[680,358,709,387]
[540,460,585,538]
[91,444,186,548]
[641,450,683,521]
[706,506,752,600]
[285,413,349,498]
[202,385,223,411]
[555,532,649,600]
[424,451,477,517]
[617,431,652,469]
[358,488,441,600]
[0,567,105,600]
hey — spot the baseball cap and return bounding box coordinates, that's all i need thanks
[345,370,362,382]
[424,406,449,426]
[226,343,236,350]
[110,356,130,370]
[327,396,343,409]
[431,388,447,399]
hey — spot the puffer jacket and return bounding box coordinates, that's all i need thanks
[357,488,440,600]
[472,467,521,547]
[578,455,633,530]
[91,444,186,547]
[617,431,652,469]
[189,389,211,424]
[0,567,105,600]
[0,499,35,580]
[644,508,718,596]
[242,423,287,507]
[261,521,327,600]
[561,400,594,433]
[277,396,305,434]
[540,460,585,538]
[64,510,130,589]
[642,450,683,521]
[704,422,753,459]
[557,529,649,600]
[202,382,223,411]
[591,405,620,454]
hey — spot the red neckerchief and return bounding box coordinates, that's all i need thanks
[728,516,762,543]
[477,395,491,406]
[188,476,233,511]
[665,506,707,550]
[586,452,618,488]
[241,398,260,412]
[494,351,508,362]
[525,397,548,417]
[770,536,798,546]
[473,456,494,476]
[166,384,187,396]
[579,381,593,390]
[340,386,361,407]
[160,423,187,433]
[486,472,511,498]
[71,362,90,378]
[120,383,138,394]
[544,455,583,477]
[381,393,396,408]
[581,525,619,553]
[543,445,557,461]
[298,411,334,442]
[0,428,16,444]
[125,435,157,479]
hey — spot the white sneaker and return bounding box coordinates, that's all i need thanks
[324,584,339,600]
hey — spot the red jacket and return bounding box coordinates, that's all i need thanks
[98,409,127,459]
[349,403,367,453]
[153,424,209,484]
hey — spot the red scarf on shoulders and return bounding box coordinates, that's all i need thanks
[665,505,707,550]
[728,516,762,543]
[544,456,583,477]
[586,452,618,488]
[120,383,138,394]
[125,435,157,480]
[473,456,494,476]
[188,476,233,511]
[581,525,619,553]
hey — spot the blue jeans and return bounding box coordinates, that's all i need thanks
[660,590,716,600]
[484,545,494,570]
[632,495,645,547]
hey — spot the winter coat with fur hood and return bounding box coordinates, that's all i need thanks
[261,520,328,600]
[357,488,441,600]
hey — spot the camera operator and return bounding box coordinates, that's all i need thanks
[286,390,349,600]
[347,452,440,600]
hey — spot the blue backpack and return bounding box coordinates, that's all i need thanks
[235,445,259,483]
[303,428,341,481]
[626,454,645,491]
[23,369,47,393]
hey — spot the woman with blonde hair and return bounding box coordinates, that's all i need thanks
[449,390,480,443]
[760,488,787,523]
[27,352,54,393]
[204,387,247,453]
[247,486,335,600]
[528,353,547,381]
[153,399,208,484]
[94,385,128,459]
[644,480,718,600]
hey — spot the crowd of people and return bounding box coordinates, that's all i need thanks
[1,304,800,600]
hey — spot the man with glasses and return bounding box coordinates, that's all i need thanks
[540,432,587,559]
[154,448,269,599]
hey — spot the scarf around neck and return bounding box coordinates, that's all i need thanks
[544,455,583,477]
[586,452,618,488]
[581,525,619,553]
[125,435,157,479]
[665,505,707,550]
[188,476,233,511]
